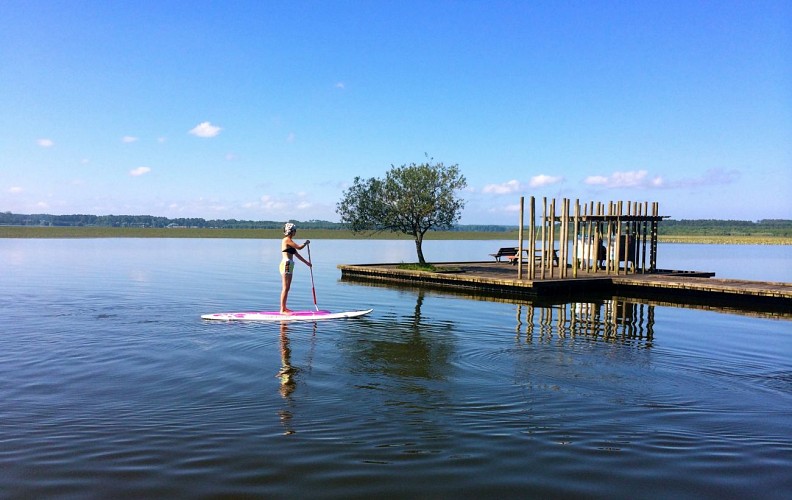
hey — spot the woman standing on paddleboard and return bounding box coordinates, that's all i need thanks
[280,223,311,314]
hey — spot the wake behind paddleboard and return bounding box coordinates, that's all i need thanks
[201,309,373,322]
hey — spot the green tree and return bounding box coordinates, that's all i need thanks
[337,159,467,263]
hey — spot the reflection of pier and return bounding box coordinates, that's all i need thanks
[340,272,792,320]
[517,300,655,345]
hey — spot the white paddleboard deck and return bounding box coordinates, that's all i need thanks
[201,309,373,322]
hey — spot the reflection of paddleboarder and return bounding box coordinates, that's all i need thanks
[277,322,297,435]
[280,223,311,314]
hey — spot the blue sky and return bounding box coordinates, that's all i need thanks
[1,1,789,224]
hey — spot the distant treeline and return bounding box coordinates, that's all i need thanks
[0,212,514,232]
[657,219,792,237]
[2,212,790,236]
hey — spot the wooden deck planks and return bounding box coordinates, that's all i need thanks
[338,262,792,306]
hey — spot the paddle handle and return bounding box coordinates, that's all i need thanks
[307,242,318,311]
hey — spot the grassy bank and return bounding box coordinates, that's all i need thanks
[1,226,790,244]
[0,226,511,240]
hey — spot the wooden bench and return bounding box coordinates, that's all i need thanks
[489,247,519,262]
[507,248,559,266]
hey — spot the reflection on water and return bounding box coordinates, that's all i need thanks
[516,299,655,346]
[277,322,297,435]
[343,272,791,321]
[2,239,791,498]
[346,290,455,382]
[276,321,319,436]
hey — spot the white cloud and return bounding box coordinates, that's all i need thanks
[260,195,286,210]
[189,121,222,138]
[129,166,151,176]
[612,170,650,187]
[9,186,23,194]
[37,138,54,148]
[584,175,609,186]
[158,137,167,143]
[529,174,564,187]
[335,82,345,89]
[483,179,522,195]
[503,203,522,213]
[122,136,138,143]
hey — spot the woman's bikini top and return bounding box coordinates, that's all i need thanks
[282,246,296,256]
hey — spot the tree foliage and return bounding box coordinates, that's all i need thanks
[336,159,467,263]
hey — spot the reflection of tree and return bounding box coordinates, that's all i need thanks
[339,289,456,451]
[349,289,454,381]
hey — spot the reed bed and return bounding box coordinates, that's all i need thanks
[1,226,789,244]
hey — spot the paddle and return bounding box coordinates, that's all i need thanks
[307,242,318,311]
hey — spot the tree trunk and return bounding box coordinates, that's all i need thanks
[414,234,426,264]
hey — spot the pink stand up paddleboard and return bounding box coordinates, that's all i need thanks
[201,309,373,322]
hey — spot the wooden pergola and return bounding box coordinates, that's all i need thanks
[516,197,668,280]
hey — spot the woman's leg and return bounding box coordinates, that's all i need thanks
[280,273,293,313]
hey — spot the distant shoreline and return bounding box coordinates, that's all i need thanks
[1,226,790,245]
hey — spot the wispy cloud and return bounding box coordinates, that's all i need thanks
[584,168,738,190]
[189,121,222,138]
[584,170,661,188]
[529,174,564,187]
[122,136,139,143]
[483,179,522,195]
[8,186,23,194]
[668,168,740,188]
[129,166,151,177]
[335,82,345,89]
[37,138,54,148]
[166,198,228,214]
[259,195,287,211]
[244,193,313,213]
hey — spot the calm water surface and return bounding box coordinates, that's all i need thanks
[1,239,790,498]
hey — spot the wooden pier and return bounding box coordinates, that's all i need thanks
[338,261,792,312]
[340,197,790,313]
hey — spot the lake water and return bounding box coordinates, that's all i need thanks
[2,239,791,498]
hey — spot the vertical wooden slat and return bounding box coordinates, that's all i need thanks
[573,199,580,278]
[541,197,547,280]
[529,196,536,280]
[517,196,524,279]
[549,199,556,278]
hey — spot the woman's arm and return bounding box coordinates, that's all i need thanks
[294,252,311,266]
